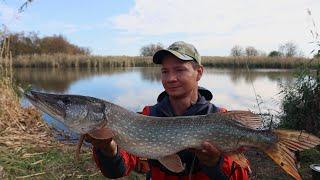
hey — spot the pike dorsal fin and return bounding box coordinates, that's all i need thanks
[223,111,263,130]
[158,154,185,173]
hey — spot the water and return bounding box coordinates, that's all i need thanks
[15,67,295,134]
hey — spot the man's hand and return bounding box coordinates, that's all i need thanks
[190,141,222,167]
[84,128,118,157]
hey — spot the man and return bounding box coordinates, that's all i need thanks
[86,41,250,179]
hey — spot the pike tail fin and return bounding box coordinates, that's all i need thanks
[264,129,320,180]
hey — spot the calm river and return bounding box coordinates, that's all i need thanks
[15,67,295,134]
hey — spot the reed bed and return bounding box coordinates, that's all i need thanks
[0,78,56,149]
[10,54,154,68]
[0,35,13,80]
[201,56,317,69]
[1,34,53,149]
[2,54,317,69]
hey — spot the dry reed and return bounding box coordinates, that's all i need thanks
[201,56,316,69]
[1,28,55,149]
[0,36,13,80]
[0,79,56,149]
[10,54,154,68]
[0,81,142,179]
[2,54,317,69]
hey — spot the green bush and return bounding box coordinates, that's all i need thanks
[279,64,320,136]
[268,51,282,57]
[314,51,320,58]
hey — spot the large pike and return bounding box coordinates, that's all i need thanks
[21,89,320,180]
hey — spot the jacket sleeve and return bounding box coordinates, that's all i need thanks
[202,155,249,180]
[92,146,138,178]
[92,106,152,178]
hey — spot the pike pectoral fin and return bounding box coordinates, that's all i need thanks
[158,154,185,173]
[88,127,115,140]
[75,134,85,161]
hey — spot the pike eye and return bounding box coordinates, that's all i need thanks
[62,97,71,105]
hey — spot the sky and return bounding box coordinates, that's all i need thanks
[0,0,320,56]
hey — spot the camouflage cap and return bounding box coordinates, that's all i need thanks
[153,41,201,65]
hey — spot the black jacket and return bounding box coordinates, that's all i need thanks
[146,87,227,179]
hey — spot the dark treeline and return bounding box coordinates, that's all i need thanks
[1,32,90,57]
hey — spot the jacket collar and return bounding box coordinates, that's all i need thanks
[156,87,213,117]
[157,86,213,102]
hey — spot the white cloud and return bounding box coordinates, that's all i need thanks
[0,4,20,25]
[115,36,142,46]
[39,21,80,34]
[110,0,320,56]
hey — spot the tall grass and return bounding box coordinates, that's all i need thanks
[1,54,317,69]
[8,54,154,68]
[0,35,13,81]
[201,56,317,69]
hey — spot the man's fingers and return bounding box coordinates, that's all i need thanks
[84,133,112,148]
[191,141,222,166]
[84,134,93,143]
[87,127,115,140]
[201,141,220,154]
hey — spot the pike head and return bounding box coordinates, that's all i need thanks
[23,90,107,134]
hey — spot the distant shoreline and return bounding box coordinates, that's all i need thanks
[2,54,318,69]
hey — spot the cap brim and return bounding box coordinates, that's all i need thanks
[153,50,193,64]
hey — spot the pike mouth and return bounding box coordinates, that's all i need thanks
[27,91,66,119]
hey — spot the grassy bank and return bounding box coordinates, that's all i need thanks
[0,145,100,179]
[0,78,144,179]
[0,78,98,178]
[1,54,318,69]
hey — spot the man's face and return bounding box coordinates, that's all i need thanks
[160,54,203,98]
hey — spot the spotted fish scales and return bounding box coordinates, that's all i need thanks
[21,90,320,180]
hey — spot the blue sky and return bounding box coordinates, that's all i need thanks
[1,0,320,56]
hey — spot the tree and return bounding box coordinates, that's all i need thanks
[19,0,33,12]
[140,43,164,56]
[230,45,243,57]
[245,46,258,57]
[1,32,90,56]
[279,42,298,57]
[268,51,282,57]
[314,50,320,58]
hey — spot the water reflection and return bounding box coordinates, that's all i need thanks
[139,67,162,82]
[14,67,129,92]
[15,67,294,93]
[138,67,295,85]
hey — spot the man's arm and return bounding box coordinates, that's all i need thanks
[85,130,139,178]
[92,143,138,178]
